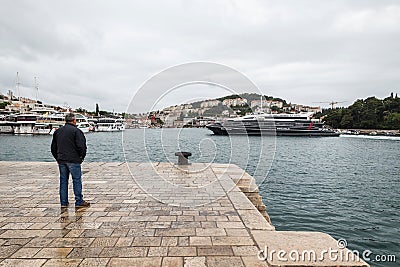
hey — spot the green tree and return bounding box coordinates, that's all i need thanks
[383,112,400,130]
[340,112,353,128]
[322,94,400,129]
[0,102,10,109]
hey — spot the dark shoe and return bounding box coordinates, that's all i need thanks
[61,203,69,208]
[76,201,90,208]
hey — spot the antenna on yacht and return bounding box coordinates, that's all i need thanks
[34,77,39,101]
[16,72,21,101]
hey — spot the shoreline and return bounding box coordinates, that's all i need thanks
[338,128,400,136]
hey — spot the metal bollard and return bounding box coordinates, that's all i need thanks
[175,152,192,165]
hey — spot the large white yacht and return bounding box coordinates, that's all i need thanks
[206,112,339,137]
[34,113,91,134]
[0,115,16,134]
[13,114,38,134]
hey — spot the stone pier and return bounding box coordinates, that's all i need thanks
[0,162,369,267]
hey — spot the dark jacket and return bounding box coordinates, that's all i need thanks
[51,123,87,163]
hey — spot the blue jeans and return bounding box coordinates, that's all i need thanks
[58,163,83,206]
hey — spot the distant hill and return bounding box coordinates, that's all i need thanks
[217,93,287,105]
[158,93,320,119]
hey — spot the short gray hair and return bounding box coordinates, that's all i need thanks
[65,113,76,122]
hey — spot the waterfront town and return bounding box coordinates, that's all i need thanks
[0,87,324,134]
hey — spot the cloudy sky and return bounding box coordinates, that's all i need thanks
[1,0,399,112]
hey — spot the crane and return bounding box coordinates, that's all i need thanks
[313,101,346,109]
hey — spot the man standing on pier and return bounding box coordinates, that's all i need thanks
[51,113,90,208]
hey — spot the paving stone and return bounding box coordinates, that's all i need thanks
[107,257,162,267]
[206,256,244,267]
[45,229,71,238]
[211,236,254,246]
[99,247,148,257]
[148,246,168,257]
[65,222,103,230]
[78,258,110,267]
[216,222,245,229]
[232,246,260,256]
[195,228,226,237]
[190,237,212,246]
[236,209,274,230]
[28,223,49,229]
[42,258,82,267]
[132,236,161,246]
[127,229,155,237]
[168,247,196,257]
[197,246,234,256]
[158,216,177,222]
[178,236,189,246]
[162,256,183,267]
[184,256,206,267]
[25,238,54,247]
[94,216,120,223]
[2,238,31,246]
[34,248,73,258]
[194,216,207,222]
[81,229,114,238]
[65,230,85,238]
[10,247,41,258]
[1,223,33,230]
[111,229,129,237]
[146,222,172,228]
[241,256,270,267]
[49,238,94,248]
[0,245,21,258]
[0,259,46,267]
[115,237,133,247]
[90,237,118,247]
[0,230,51,239]
[225,228,249,237]
[161,237,178,247]
[67,247,103,258]
[155,228,195,237]
[171,221,201,228]
[200,222,216,228]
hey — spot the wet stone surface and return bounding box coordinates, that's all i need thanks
[0,162,366,267]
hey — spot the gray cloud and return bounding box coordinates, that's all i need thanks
[0,0,399,112]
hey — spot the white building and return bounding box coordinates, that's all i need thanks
[254,106,271,114]
[222,98,248,107]
[200,100,220,108]
[250,100,271,108]
[270,101,283,108]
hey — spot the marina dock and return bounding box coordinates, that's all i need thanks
[0,162,368,266]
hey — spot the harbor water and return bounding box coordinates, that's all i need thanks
[0,128,399,266]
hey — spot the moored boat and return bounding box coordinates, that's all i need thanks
[34,112,91,134]
[206,112,339,137]
[13,114,38,134]
[95,117,125,132]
